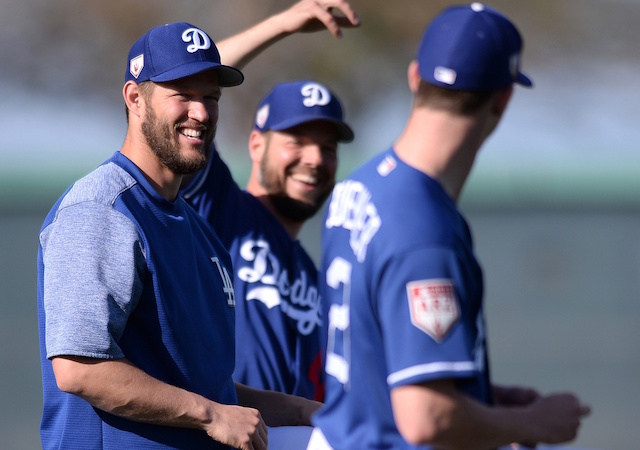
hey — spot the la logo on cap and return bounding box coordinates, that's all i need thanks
[130,54,144,79]
[182,27,211,53]
[301,83,330,107]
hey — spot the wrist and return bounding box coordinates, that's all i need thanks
[189,394,217,431]
[271,11,297,37]
[298,398,322,426]
[507,406,539,445]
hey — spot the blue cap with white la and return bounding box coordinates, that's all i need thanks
[125,22,244,87]
[417,3,533,90]
[253,80,354,143]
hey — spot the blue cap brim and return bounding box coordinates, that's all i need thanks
[517,71,533,88]
[150,62,244,87]
[269,116,354,143]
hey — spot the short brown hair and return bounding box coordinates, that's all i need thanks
[414,80,494,116]
[125,81,155,123]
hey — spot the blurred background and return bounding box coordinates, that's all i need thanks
[1,0,639,449]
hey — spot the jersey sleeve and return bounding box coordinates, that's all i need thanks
[40,201,144,360]
[376,246,481,388]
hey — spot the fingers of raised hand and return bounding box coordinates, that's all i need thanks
[292,0,360,37]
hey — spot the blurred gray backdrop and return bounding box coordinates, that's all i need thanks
[2,1,639,449]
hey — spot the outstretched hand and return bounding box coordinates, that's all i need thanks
[276,0,361,38]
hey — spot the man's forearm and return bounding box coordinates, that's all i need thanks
[217,13,290,70]
[391,381,529,448]
[216,0,360,69]
[52,356,269,448]
[52,356,214,429]
[391,379,589,449]
[235,382,322,426]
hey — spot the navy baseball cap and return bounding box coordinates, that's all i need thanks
[125,22,244,87]
[253,81,354,143]
[417,3,532,91]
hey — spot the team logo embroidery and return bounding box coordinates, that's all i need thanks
[237,239,320,335]
[255,104,270,129]
[182,27,211,53]
[406,279,459,341]
[211,256,235,306]
[129,54,144,79]
[301,83,331,107]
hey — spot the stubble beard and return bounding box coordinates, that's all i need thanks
[259,149,333,223]
[141,104,214,174]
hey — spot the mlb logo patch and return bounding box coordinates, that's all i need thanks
[434,66,457,86]
[255,104,270,129]
[376,155,397,176]
[129,54,144,79]
[406,279,459,341]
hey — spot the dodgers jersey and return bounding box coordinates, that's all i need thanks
[37,151,237,449]
[312,149,491,449]
[181,147,324,400]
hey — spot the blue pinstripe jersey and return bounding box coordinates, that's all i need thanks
[181,147,324,401]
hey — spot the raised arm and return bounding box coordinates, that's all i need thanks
[216,0,360,69]
[52,356,268,450]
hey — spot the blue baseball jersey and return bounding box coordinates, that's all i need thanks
[37,151,237,449]
[181,147,324,401]
[312,149,491,449]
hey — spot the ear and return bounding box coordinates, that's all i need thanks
[248,130,267,164]
[123,81,143,118]
[407,60,422,94]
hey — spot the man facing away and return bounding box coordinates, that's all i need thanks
[181,0,358,401]
[308,3,591,450]
[37,21,320,450]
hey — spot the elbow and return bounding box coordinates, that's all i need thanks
[397,418,446,446]
[391,381,463,446]
[391,383,457,447]
[51,356,89,396]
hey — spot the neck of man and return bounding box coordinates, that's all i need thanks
[393,106,493,203]
[246,185,304,241]
[120,139,183,202]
